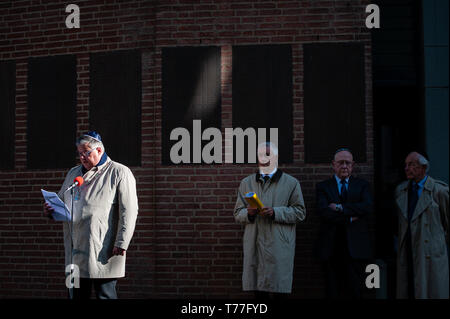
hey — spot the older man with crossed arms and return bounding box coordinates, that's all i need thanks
[314,148,373,299]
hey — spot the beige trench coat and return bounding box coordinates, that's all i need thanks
[58,157,138,278]
[395,176,449,299]
[234,171,306,293]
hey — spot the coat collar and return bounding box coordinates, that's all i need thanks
[396,183,408,220]
[330,176,340,200]
[330,175,354,201]
[255,169,283,184]
[81,152,109,175]
[79,156,112,187]
[334,175,353,186]
[411,177,434,221]
[396,177,435,222]
[334,174,350,185]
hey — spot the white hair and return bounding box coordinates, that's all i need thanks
[257,141,278,156]
[417,153,430,174]
[76,135,105,152]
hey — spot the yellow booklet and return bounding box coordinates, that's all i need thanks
[244,192,264,209]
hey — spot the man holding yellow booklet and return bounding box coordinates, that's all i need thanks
[234,142,306,298]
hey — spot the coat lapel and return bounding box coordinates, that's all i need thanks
[329,177,340,202]
[347,176,355,201]
[396,183,409,221]
[411,177,433,222]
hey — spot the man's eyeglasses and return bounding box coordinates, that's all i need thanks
[334,160,353,167]
[405,162,420,168]
[78,148,97,158]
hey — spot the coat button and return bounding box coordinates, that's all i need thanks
[426,256,431,259]
[424,240,428,243]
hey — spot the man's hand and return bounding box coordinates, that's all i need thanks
[43,202,54,219]
[259,207,274,218]
[247,207,259,217]
[112,246,125,256]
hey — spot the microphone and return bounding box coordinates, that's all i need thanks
[65,176,84,192]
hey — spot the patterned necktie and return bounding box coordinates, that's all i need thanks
[340,179,348,203]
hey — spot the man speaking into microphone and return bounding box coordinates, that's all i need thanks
[43,131,138,299]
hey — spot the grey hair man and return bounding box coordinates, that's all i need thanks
[234,142,306,299]
[43,131,138,299]
[395,151,449,299]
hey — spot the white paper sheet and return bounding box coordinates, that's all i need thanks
[41,189,71,222]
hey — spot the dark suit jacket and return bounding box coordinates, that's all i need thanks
[314,176,373,260]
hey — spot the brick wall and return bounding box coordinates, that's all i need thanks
[0,0,373,298]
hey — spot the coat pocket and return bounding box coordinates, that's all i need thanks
[276,225,294,245]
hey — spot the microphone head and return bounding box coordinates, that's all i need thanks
[73,176,84,186]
